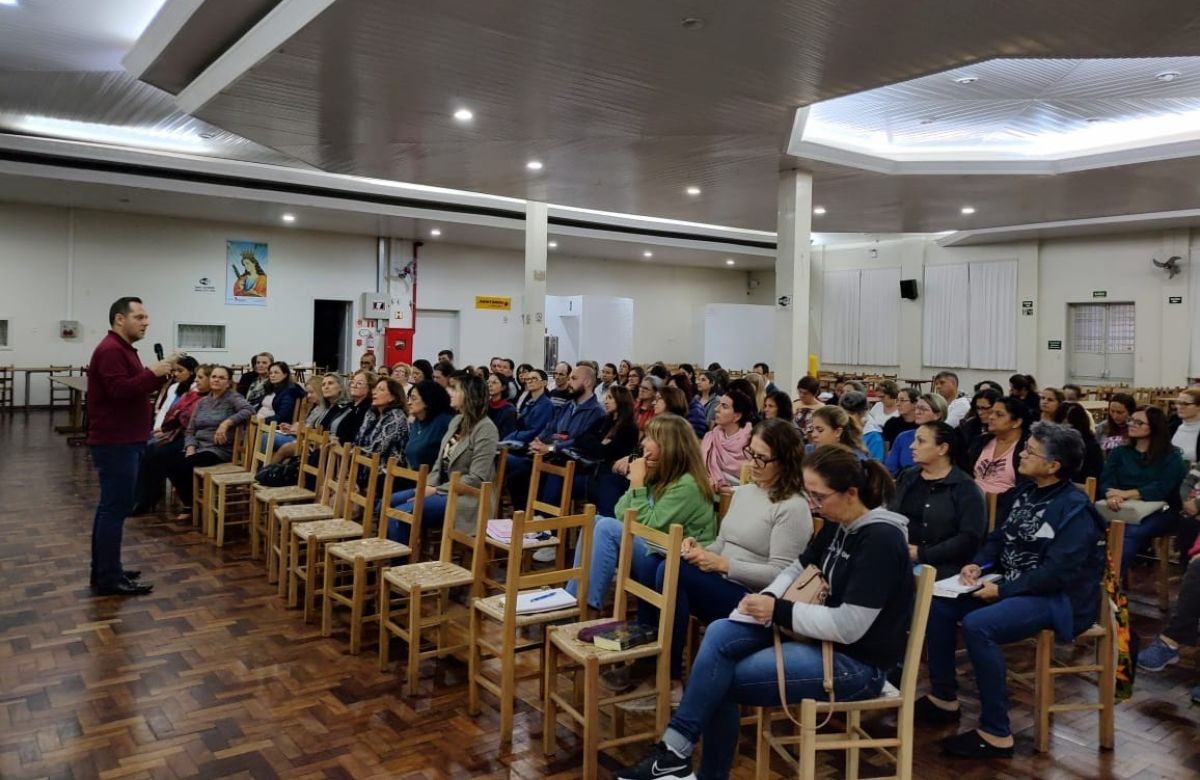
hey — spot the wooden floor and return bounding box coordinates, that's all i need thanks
[2,411,1200,779]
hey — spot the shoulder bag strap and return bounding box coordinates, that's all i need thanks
[774,629,836,732]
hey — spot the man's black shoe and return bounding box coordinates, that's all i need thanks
[94,580,154,597]
[90,570,142,587]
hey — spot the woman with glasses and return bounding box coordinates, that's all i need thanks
[618,444,909,780]
[889,421,986,579]
[168,365,253,516]
[884,392,948,475]
[505,369,553,448]
[631,419,812,708]
[403,380,453,471]
[882,386,921,451]
[958,388,1002,455]
[1101,406,1187,575]
[1170,387,1200,465]
[634,374,662,431]
[967,396,1030,508]
[323,370,375,444]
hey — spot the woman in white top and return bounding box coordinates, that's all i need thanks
[867,380,900,431]
[1172,387,1200,464]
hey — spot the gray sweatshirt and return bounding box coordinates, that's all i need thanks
[709,483,812,590]
[185,391,254,459]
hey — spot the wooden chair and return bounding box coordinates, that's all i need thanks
[1073,476,1097,501]
[0,365,14,411]
[207,422,276,546]
[716,463,753,530]
[753,565,936,780]
[48,365,75,409]
[379,475,492,695]
[469,505,596,745]
[482,452,575,590]
[289,448,381,623]
[1033,520,1125,752]
[277,442,352,602]
[191,419,254,529]
[251,426,326,566]
[985,492,1000,533]
[543,511,684,780]
[321,460,428,654]
[1152,535,1176,612]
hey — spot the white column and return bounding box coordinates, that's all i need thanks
[775,170,813,392]
[523,201,549,369]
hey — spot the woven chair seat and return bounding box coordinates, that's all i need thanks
[275,504,336,522]
[210,471,255,486]
[293,519,362,541]
[473,593,580,627]
[383,560,473,591]
[195,463,241,477]
[485,534,559,552]
[548,617,661,664]
[328,537,411,561]
[255,486,315,502]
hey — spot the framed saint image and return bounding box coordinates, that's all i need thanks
[226,240,269,306]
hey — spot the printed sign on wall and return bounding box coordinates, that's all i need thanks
[475,296,512,311]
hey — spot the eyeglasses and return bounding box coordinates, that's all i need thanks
[349,380,368,387]
[1128,419,1150,428]
[1177,400,1197,407]
[742,447,777,466]
[807,489,838,508]
[1020,449,1048,461]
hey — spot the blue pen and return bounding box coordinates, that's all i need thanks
[530,591,556,602]
[979,563,993,572]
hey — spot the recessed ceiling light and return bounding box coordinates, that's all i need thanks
[919,117,937,125]
[686,186,702,196]
[680,16,705,29]
[548,241,558,249]
[725,258,736,266]
[430,228,442,237]
[960,206,976,215]
[281,213,296,223]
[1085,117,1105,124]
[453,108,474,122]
[813,206,827,215]
[642,250,654,258]
[954,75,979,85]
[1156,70,1182,83]
[526,160,544,171]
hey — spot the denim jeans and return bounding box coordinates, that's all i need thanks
[926,594,1058,737]
[133,436,183,511]
[565,514,660,610]
[504,453,533,511]
[1121,509,1180,576]
[90,444,144,587]
[386,488,448,548]
[642,559,750,678]
[663,618,885,779]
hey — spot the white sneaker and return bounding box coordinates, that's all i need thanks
[532,547,557,563]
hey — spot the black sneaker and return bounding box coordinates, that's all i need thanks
[616,742,694,780]
[940,729,1014,759]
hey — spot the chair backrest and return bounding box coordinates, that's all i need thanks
[492,446,508,517]
[250,422,277,474]
[344,447,382,535]
[293,395,309,425]
[1073,476,1097,501]
[379,458,429,548]
[985,492,1000,533]
[526,452,576,517]
[896,565,937,706]
[231,418,259,470]
[612,508,685,651]
[441,473,493,593]
[317,441,353,513]
[498,504,596,621]
[296,426,330,489]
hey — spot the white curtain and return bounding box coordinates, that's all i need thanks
[858,267,901,365]
[968,260,1018,370]
[821,270,861,364]
[923,263,971,367]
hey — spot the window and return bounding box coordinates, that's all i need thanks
[175,322,226,351]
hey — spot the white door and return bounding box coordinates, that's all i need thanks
[413,309,460,364]
[1068,303,1135,384]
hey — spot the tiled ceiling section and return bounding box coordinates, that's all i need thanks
[144,0,1200,231]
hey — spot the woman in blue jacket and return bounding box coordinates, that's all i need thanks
[404,380,453,471]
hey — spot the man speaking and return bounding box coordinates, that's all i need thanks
[87,297,174,596]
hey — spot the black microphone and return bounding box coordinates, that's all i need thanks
[154,343,164,361]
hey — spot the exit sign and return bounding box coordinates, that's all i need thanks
[1092,291,1108,298]
[1048,340,1063,350]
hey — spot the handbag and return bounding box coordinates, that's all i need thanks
[255,459,299,487]
[773,564,836,730]
[1093,499,1166,525]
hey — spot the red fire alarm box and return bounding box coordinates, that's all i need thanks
[385,327,414,367]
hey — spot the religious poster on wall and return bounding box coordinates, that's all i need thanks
[226,240,269,306]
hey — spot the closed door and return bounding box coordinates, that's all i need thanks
[1068,303,1135,384]
[412,309,460,364]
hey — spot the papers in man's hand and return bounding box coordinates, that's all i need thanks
[507,588,576,614]
[934,572,1001,599]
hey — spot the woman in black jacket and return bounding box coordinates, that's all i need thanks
[890,421,988,579]
[569,385,640,515]
[322,369,375,443]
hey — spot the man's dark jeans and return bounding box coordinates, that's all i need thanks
[90,444,143,588]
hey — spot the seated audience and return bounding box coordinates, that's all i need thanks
[150,356,193,428]
[388,373,498,541]
[968,395,1030,512]
[840,391,883,460]
[752,362,778,394]
[256,362,307,447]
[958,387,1001,449]
[975,379,1005,395]
[272,373,345,464]
[431,361,455,388]
[656,385,690,420]
[324,370,374,444]
[625,365,645,392]
[489,357,520,400]
[1008,373,1040,419]
[353,377,410,484]
[404,380,453,471]
[132,359,203,514]
[882,386,920,450]
[697,370,722,428]
[648,363,670,382]
[1052,402,1104,481]
[507,369,554,446]
[1095,392,1136,454]
[390,362,412,391]
[617,359,632,387]
[567,413,715,611]
[1062,383,1083,403]
[596,362,618,403]
[237,352,272,404]
[549,361,574,407]
[867,380,900,430]
[618,445,910,780]
[889,421,987,578]
[410,359,433,385]
[668,372,708,438]
[485,373,518,439]
[635,375,662,431]
[1101,406,1186,575]
[1170,387,1200,464]
[885,393,948,475]
[742,372,767,413]
[919,423,1104,759]
[567,385,640,516]
[934,371,971,427]
[809,404,869,460]
[793,376,824,436]
[763,389,794,424]
[436,349,454,364]
[700,390,756,494]
[168,366,253,515]
[1039,387,1064,422]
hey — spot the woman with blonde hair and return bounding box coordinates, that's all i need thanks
[568,413,716,612]
[884,392,949,475]
[807,404,868,459]
[742,371,767,413]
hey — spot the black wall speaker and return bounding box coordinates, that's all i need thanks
[899,279,919,300]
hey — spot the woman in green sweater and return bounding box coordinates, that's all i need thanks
[567,413,715,610]
[1100,406,1186,575]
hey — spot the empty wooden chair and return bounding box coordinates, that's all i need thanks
[207,422,276,546]
[469,505,595,745]
[277,442,351,603]
[543,510,684,780]
[482,452,574,590]
[191,419,254,529]
[321,459,428,654]
[753,565,936,780]
[379,475,492,695]
[252,426,327,571]
[1033,520,1125,752]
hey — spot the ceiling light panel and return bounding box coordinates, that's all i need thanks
[13,115,213,154]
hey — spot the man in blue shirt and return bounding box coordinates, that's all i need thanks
[505,364,604,511]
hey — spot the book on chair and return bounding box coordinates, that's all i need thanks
[591,622,657,651]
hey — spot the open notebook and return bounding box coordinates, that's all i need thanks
[501,587,577,614]
[934,572,1001,599]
